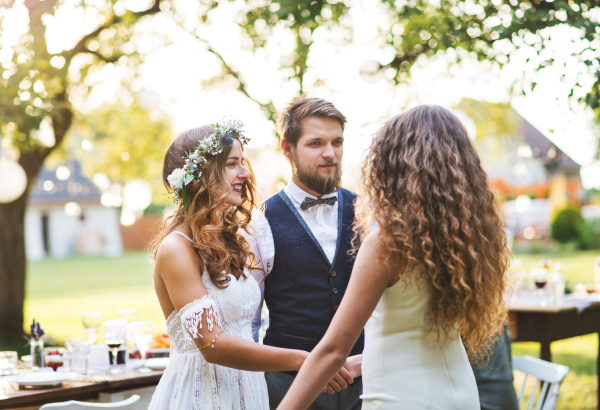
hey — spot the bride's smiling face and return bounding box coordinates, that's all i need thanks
[223,139,250,207]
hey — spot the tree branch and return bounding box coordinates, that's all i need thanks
[85,47,122,63]
[180,24,277,125]
[63,0,162,63]
[205,42,277,124]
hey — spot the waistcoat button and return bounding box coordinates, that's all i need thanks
[333,288,339,295]
[331,271,337,278]
[334,305,339,311]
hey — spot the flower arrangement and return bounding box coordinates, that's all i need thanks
[168,119,250,211]
[30,319,44,341]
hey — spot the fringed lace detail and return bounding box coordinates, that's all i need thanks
[148,267,267,410]
[179,295,222,339]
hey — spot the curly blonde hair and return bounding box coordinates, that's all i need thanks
[151,125,263,288]
[354,105,510,359]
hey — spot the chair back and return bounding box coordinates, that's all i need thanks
[512,356,569,410]
[39,394,140,409]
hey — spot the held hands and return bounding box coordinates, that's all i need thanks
[343,355,362,379]
[322,365,354,395]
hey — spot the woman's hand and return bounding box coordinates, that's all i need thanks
[322,366,354,394]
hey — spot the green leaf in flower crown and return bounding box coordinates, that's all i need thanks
[182,187,191,212]
[184,174,194,185]
[177,178,184,190]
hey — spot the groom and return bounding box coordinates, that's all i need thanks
[248,97,363,410]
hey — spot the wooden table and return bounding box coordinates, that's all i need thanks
[0,369,163,409]
[509,301,600,409]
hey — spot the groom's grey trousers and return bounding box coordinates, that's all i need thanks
[266,371,362,410]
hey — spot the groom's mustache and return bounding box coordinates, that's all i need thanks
[316,160,339,167]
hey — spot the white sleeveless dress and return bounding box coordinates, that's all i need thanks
[361,266,480,410]
[148,232,269,410]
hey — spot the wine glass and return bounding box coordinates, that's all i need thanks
[129,321,154,373]
[118,309,139,323]
[82,312,102,344]
[104,319,127,374]
[119,309,139,350]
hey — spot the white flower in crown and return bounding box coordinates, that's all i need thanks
[167,168,186,189]
[168,118,249,211]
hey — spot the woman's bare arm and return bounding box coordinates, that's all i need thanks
[276,230,403,409]
[155,235,310,372]
[156,233,354,395]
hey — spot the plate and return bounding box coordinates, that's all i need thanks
[144,357,170,370]
[5,372,78,388]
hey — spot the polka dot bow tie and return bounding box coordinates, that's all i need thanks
[300,196,338,211]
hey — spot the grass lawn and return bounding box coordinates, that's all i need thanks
[512,250,600,410]
[25,251,167,345]
[25,250,600,409]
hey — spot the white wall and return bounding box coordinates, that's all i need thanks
[25,209,45,261]
[81,206,123,256]
[25,205,123,260]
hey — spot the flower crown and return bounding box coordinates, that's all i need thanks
[167,119,250,211]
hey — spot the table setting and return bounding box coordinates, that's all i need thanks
[509,258,600,312]
[0,309,170,408]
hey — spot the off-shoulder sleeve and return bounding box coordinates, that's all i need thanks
[179,296,222,339]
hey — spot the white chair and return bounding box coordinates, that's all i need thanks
[39,394,140,410]
[512,355,569,410]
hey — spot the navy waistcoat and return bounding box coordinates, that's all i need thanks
[262,188,364,361]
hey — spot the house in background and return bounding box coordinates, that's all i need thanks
[25,161,122,260]
[485,119,583,207]
[461,100,584,242]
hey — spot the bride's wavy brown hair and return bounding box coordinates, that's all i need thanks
[151,125,263,288]
[354,105,510,359]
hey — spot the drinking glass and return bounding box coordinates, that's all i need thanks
[532,269,548,290]
[65,338,89,375]
[532,269,549,305]
[118,309,139,323]
[119,309,139,349]
[82,312,103,344]
[0,351,17,375]
[104,319,127,374]
[129,321,154,373]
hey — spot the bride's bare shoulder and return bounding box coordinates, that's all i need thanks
[155,233,202,279]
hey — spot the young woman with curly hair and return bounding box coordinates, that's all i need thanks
[148,124,352,410]
[279,105,511,410]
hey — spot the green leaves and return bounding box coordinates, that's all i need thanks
[184,174,194,186]
[377,0,600,124]
[181,186,191,212]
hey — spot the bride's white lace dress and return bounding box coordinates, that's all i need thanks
[148,257,269,409]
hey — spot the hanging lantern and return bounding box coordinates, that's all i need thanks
[0,158,27,203]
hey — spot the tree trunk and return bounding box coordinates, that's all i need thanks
[0,193,29,352]
[0,93,72,352]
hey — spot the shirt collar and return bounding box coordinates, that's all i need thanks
[284,179,338,207]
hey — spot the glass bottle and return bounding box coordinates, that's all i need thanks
[551,262,565,306]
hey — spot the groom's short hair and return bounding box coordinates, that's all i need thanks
[277,97,347,147]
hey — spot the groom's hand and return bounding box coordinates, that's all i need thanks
[322,365,354,395]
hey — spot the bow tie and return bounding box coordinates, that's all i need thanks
[300,196,337,211]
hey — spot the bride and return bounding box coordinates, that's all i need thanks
[148,120,352,410]
[278,105,511,409]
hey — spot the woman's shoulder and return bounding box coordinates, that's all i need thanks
[155,233,203,276]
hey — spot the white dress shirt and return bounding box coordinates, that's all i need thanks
[245,180,339,342]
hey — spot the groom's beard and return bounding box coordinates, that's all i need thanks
[292,150,342,196]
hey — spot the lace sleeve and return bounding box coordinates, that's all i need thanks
[179,296,222,339]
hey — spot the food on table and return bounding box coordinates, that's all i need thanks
[45,349,63,371]
[150,333,171,349]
